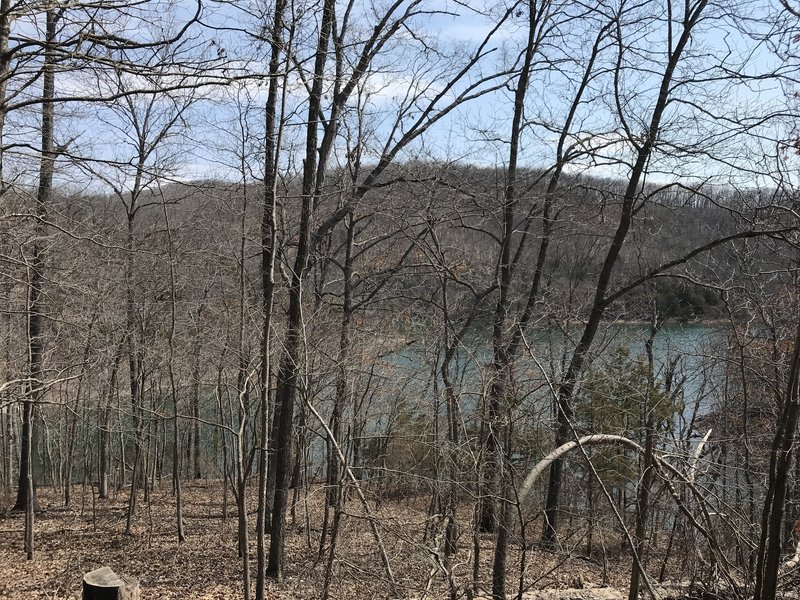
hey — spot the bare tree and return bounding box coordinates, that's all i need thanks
[265,0,514,577]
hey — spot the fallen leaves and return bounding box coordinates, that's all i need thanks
[0,482,635,599]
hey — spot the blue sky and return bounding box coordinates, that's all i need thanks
[5,0,798,195]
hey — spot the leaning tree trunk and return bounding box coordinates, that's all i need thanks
[479,0,537,532]
[540,2,709,546]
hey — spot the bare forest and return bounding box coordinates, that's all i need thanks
[2,1,800,599]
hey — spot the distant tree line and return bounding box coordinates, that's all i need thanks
[1,2,800,600]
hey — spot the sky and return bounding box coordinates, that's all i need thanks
[4,0,799,195]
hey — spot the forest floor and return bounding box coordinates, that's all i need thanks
[0,481,718,599]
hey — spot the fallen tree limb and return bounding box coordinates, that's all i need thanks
[518,433,738,593]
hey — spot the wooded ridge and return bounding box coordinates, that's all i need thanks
[1,1,800,599]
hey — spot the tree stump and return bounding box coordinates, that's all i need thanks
[82,567,140,600]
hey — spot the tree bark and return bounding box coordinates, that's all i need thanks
[541,0,709,546]
[99,342,123,500]
[754,317,800,600]
[82,567,140,600]
[14,5,57,523]
[255,1,284,595]
[267,0,335,579]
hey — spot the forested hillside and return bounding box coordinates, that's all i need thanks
[1,1,800,599]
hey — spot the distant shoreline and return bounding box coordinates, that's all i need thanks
[599,318,727,328]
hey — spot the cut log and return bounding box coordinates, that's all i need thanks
[82,566,140,600]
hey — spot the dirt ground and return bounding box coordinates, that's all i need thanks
[0,482,673,599]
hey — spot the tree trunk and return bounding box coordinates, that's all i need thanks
[327,213,354,509]
[66,316,96,507]
[192,344,201,480]
[215,364,229,527]
[255,1,284,594]
[541,2,709,546]
[754,318,800,600]
[267,0,334,578]
[82,567,139,600]
[491,461,511,600]
[628,418,655,600]
[190,296,206,481]
[162,193,185,543]
[14,6,56,521]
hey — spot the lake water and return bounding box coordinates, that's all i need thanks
[373,322,725,442]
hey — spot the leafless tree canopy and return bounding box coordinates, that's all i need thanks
[1,1,800,599]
